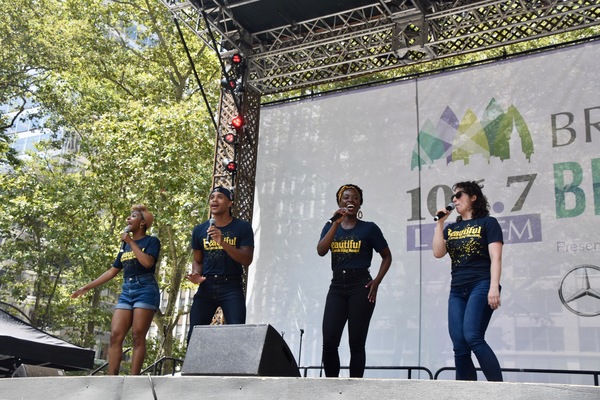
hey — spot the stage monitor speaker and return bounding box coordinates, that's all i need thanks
[182,324,300,377]
[12,364,65,377]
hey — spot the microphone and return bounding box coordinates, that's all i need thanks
[120,225,131,252]
[434,203,455,221]
[206,218,215,241]
[327,208,348,223]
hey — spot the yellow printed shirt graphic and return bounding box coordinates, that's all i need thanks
[203,236,238,251]
[320,220,388,272]
[331,239,362,254]
[112,235,161,278]
[191,217,254,276]
[443,216,503,287]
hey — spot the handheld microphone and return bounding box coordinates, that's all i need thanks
[328,208,348,223]
[434,203,455,221]
[206,218,216,241]
[120,225,131,252]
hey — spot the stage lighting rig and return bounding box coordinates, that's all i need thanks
[221,77,237,91]
[231,53,243,66]
[222,158,237,173]
[231,115,244,131]
[231,53,242,64]
[220,53,246,95]
[222,130,237,145]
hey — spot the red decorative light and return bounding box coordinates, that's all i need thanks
[231,53,243,65]
[225,160,237,172]
[231,115,244,129]
[223,132,236,144]
[221,78,236,90]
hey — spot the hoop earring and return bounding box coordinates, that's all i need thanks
[358,210,363,219]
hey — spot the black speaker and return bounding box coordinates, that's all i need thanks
[12,364,65,377]
[182,324,300,377]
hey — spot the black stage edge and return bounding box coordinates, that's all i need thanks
[0,376,599,400]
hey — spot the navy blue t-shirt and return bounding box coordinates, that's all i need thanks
[191,217,254,276]
[443,216,503,287]
[112,235,161,278]
[320,220,388,272]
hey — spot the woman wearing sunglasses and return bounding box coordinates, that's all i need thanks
[72,204,160,375]
[432,181,503,381]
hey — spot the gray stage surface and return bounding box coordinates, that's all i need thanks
[0,376,599,400]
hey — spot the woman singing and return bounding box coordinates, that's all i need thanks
[317,184,392,378]
[432,181,503,381]
[72,204,161,375]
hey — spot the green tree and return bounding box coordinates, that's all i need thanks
[0,0,220,370]
[0,0,73,166]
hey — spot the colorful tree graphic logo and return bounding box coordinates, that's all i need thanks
[412,98,534,170]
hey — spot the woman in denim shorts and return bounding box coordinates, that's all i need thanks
[317,184,392,378]
[72,204,161,375]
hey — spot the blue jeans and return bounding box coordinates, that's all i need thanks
[448,279,503,381]
[187,277,246,344]
[322,269,375,378]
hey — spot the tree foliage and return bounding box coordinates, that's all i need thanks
[0,0,72,166]
[0,0,220,369]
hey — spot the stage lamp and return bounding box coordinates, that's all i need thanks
[231,115,244,130]
[222,158,237,173]
[222,131,236,144]
[221,77,237,91]
[231,53,243,66]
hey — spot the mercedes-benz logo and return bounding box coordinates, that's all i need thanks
[558,264,600,317]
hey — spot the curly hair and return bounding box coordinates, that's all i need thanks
[336,184,363,206]
[452,181,489,222]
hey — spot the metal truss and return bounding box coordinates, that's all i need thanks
[211,84,260,222]
[160,0,600,313]
[159,0,600,94]
[210,84,260,296]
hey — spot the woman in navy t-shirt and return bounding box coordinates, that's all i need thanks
[317,184,392,378]
[433,181,503,382]
[72,204,160,375]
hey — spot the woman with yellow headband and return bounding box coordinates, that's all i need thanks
[71,204,161,375]
[317,184,392,378]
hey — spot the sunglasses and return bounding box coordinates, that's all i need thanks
[451,190,467,201]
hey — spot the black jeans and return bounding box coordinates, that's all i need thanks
[187,275,246,344]
[322,269,375,377]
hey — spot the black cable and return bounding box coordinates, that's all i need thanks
[172,16,219,134]
[148,373,158,400]
[0,301,33,323]
[200,9,243,115]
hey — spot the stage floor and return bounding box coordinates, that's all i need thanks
[0,375,599,400]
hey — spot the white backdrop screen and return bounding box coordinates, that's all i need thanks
[246,41,600,382]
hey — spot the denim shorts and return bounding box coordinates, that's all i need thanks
[116,274,160,311]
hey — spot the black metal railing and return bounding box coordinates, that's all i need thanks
[299,365,600,385]
[90,348,132,375]
[300,365,434,379]
[91,358,600,385]
[434,367,600,386]
[141,357,184,376]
